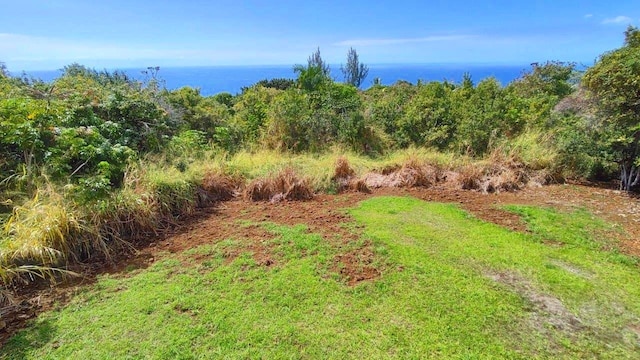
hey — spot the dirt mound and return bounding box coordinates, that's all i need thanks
[244,168,314,202]
[350,179,372,194]
[353,155,555,194]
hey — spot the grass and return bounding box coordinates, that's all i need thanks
[3,196,639,359]
[149,147,469,193]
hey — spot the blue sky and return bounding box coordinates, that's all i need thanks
[0,0,638,71]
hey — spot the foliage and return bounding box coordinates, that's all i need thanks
[164,86,231,137]
[341,47,369,88]
[306,47,331,77]
[242,78,295,92]
[397,81,459,150]
[583,26,640,190]
[231,86,280,143]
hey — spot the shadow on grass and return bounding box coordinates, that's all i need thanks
[2,318,58,360]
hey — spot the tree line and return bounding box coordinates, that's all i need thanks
[1,27,639,192]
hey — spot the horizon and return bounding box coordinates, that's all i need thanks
[14,61,537,74]
[1,1,638,72]
[11,62,532,96]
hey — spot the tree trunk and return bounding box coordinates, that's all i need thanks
[620,162,639,191]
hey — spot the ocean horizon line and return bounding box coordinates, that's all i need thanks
[10,63,559,96]
[10,61,548,74]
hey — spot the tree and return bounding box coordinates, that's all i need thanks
[241,78,295,92]
[583,26,640,191]
[0,62,7,77]
[510,61,575,99]
[307,47,330,76]
[341,47,369,88]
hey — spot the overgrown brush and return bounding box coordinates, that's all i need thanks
[145,174,199,219]
[90,188,160,243]
[0,187,90,286]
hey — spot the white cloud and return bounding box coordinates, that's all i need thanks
[602,16,633,25]
[333,35,475,47]
[584,14,593,19]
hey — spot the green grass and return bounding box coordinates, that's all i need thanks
[3,196,640,359]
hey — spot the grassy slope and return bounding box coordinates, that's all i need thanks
[2,197,639,359]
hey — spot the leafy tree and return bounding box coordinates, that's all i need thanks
[510,61,575,99]
[164,87,231,137]
[212,92,235,111]
[398,81,455,149]
[232,86,280,143]
[293,64,329,94]
[362,81,416,147]
[506,62,576,130]
[341,47,369,88]
[583,26,640,191]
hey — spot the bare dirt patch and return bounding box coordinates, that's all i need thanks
[549,260,593,279]
[332,242,381,286]
[487,271,583,332]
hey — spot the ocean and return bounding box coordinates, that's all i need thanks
[18,64,529,96]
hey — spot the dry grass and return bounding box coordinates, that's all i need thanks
[361,157,441,189]
[350,179,372,194]
[333,156,356,180]
[0,187,91,285]
[333,157,357,192]
[92,189,160,243]
[1,190,87,266]
[199,172,241,204]
[244,168,314,202]
[456,152,538,193]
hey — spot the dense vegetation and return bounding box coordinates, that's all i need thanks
[0,28,639,291]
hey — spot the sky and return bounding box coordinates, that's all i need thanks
[0,0,638,71]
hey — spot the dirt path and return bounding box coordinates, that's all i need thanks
[2,184,639,345]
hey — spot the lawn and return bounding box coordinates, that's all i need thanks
[2,196,639,359]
